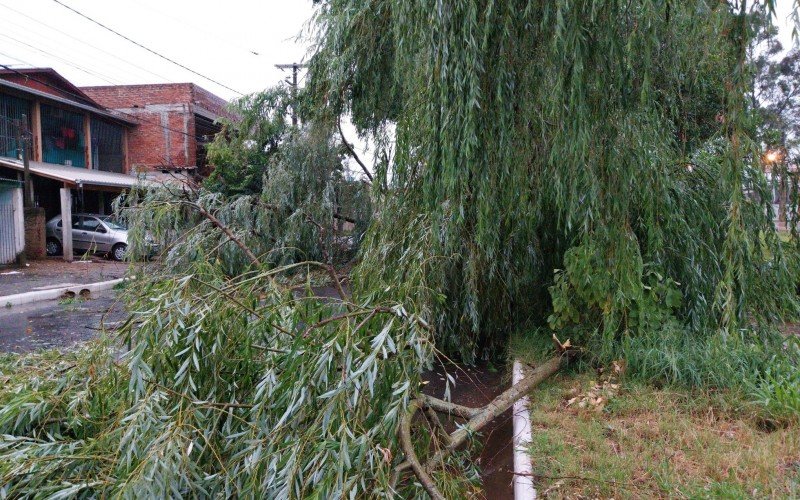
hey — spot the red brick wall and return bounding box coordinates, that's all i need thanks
[81,84,233,171]
[0,73,95,105]
[192,85,237,121]
[116,107,194,170]
[83,84,195,170]
[82,83,194,109]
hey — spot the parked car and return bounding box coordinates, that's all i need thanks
[46,213,130,261]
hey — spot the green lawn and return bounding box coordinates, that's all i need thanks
[525,373,800,498]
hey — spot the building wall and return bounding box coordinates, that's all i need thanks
[2,74,75,102]
[192,85,235,120]
[82,84,233,172]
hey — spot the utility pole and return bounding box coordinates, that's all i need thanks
[275,63,308,127]
[14,115,33,208]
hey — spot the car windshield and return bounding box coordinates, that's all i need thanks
[101,216,127,230]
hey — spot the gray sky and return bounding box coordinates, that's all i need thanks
[1,1,796,103]
[0,0,313,100]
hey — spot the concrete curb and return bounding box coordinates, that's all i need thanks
[0,278,125,307]
[512,360,537,500]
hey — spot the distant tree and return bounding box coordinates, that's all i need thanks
[749,9,800,222]
[204,86,292,196]
[750,11,800,156]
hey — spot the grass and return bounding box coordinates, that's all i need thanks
[525,373,800,498]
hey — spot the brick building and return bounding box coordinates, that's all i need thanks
[0,67,140,260]
[81,83,235,176]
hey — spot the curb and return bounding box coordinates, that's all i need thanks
[512,360,537,500]
[0,278,125,308]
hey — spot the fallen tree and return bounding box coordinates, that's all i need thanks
[2,1,799,498]
[395,351,573,499]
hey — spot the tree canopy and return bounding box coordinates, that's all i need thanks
[1,1,799,498]
[311,0,799,361]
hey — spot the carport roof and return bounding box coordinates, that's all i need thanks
[0,157,150,189]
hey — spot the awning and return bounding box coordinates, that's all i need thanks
[0,157,152,189]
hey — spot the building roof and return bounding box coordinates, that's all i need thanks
[0,157,149,189]
[0,76,137,127]
[0,68,101,106]
[81,82,237,122]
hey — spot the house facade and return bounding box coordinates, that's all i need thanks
[0,68,232,262]
[0,68,138,221]
[81,83,233,176]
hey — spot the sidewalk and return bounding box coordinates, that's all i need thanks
[0,258,130,297]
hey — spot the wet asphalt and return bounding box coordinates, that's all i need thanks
[0,290,127,353]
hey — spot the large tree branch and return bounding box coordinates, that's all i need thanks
[394,353,573,496]
[189,202,263,267]
[338,115,374,182]
[399,401,445,500]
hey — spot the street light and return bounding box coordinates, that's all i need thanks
[765,149,782,164]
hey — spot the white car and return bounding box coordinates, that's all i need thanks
[45,213,129,261]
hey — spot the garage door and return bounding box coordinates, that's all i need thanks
[0,186,15,264]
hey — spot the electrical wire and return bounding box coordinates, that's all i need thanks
[0,1,176,84]
[130,0,263,57]
[0,62,215,141]
[51,0,244,96]
[0,24,140,87]
[0,33,122,85]
[0,50,36,68]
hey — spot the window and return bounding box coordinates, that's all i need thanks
[0,93,31,159]
[91,119,124,173]
[81,217,102,232]
[41,104,85,167]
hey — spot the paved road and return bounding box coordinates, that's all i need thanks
[0,257,129,297]
[0,291,127,353]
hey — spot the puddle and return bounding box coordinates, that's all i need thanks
[423,364,514,499]
[0,291,127,353]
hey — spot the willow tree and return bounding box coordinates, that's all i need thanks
[1,2,800,499]
[310,0,800,360]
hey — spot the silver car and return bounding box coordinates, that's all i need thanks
[46,213,129,261]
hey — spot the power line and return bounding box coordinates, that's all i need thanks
[0,33,122,85]
[131,0,263,57]
[0,51,36,68]
[51,0,244,96]
[0,62,213,141]
[0,2,176,84]
[0,26,139,87]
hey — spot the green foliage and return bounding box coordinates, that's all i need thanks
[748,345,800,423]
[2,2,800,498]
[0,261,437,497]
[547,240,683,336]
[312,0,798,360]
[204,86,292,196]
[119,127,370,272]
[512,325,800,423]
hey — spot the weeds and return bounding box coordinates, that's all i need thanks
[512,326,800,423]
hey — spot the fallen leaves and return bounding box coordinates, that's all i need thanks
[564,360,625,413]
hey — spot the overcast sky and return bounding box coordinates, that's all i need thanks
[1,1,797,102]
[0,0,313,100]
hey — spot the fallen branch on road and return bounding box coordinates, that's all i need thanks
[393,347,577,498]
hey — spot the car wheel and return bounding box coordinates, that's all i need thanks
[111,243,127,261]
[46,238,62,256]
